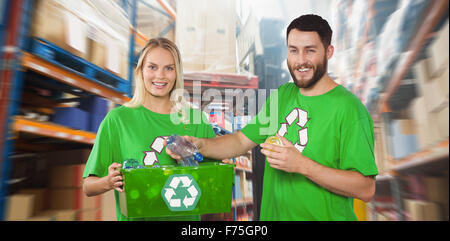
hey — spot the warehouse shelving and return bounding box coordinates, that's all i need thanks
[13,117,96,145]
[378,0,449,113]
[332,0,449,221]
[0,0,138,220]
[368,0,449,221]
[21,52,130,105]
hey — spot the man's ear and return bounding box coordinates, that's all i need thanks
[326,45,334,60]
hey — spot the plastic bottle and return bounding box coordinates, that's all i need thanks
[166,135,203,166]
[123,159,145,169]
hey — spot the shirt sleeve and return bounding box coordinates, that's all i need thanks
[83,111,116,178]
[241,89,279,145]
[339,116,379,177]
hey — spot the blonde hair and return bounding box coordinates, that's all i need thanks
[124,37,190,123]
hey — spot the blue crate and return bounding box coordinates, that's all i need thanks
[89,113,104,133]
[51,107,89,131]
[79,96,108,116]
[29,37,129,95]
[78,96,109,133]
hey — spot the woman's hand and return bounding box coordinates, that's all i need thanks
[107,162,124,192]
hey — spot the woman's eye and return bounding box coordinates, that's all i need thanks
[149,65,157,70]
[166,66,174,71]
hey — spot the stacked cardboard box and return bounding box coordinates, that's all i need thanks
[31,0,89,59]
[5,194,36,220]
[410,21,449,150]
[47,164,102,220]
[31,0,129,80]
[423,175,449,220]
[176,0,236,73]
[6,148,117,221]
[403,199,442,221]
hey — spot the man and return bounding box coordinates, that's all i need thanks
[167,14,378,221]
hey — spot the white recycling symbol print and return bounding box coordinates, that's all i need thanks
[277,108,309,152]
[161,174,201,211]
[142,136,166,166]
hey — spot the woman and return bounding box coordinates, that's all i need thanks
[82,38,216,221]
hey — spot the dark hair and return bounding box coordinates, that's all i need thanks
[286,14,332,48]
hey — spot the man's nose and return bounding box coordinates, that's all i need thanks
[296,52,308,65]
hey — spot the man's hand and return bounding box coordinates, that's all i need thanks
[260,135,376,202]
[107,162,124,192]
[260,135,310,174]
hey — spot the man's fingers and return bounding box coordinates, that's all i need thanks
[166,147,182,160]
[260,143,283,153]
[277,134,294,147]
[260,147,283,160]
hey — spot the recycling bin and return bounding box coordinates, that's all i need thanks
[119,162,235,218]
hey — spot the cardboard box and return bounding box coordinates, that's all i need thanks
[101,190,117,221]
[87,28,107,69]
[404,199,443,221]
[18,189,48,215]
[49,188,101,210]
[422,79,448,113]
[87,27,129,80]
[413,59,448,113]
[427,20,449,77]
[433,105,449,140]
[27,209,77,221]
[176,0,236,73]
[435,68,449,98]
[49,164,85,188]
[397,119,416,135]
[389,120,419,159]
[78,208,101,221]
[6,194,35,220]
[423,176,449,205]
[410,97,440,149]
[31,0,88,59]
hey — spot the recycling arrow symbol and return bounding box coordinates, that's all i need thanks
[161,174,201,211]
[277,108,309,152]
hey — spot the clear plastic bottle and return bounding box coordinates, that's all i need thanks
[166,135,203,166]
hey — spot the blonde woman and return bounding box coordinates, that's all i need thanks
[82,38,216,221]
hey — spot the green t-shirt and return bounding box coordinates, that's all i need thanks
[83,105,216,221]
[241,83,378,221]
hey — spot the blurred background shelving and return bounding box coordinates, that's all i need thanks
[1,0,449,221]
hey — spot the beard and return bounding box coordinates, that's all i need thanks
[288,55,328,89]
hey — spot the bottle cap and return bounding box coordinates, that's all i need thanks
[194,152,203,162]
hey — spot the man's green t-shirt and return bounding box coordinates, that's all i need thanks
[241,83,378,221]
[83,105,216,221]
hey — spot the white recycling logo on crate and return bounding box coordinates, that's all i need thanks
[161,174,201,211]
